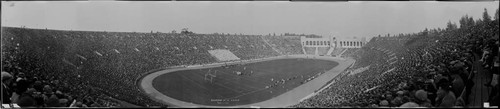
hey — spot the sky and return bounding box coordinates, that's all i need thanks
[2,1,499,39]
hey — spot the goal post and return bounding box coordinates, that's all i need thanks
[204,70,217,83]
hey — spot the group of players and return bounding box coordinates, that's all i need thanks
[223,63,327,92]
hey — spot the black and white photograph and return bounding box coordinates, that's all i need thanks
[1,1,499,108]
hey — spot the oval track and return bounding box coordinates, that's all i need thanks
[139,55,355,108]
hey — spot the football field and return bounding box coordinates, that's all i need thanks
[151,58,338,106]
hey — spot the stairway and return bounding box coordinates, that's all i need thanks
[315,47,319,55]
[302,47,307,55]
[337,48,349,57]
[326,47,335,56]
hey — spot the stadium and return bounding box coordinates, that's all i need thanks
[1,1,499,108]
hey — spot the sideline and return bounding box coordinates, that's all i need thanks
[139,55,354,108]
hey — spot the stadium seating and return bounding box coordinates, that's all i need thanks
[1,10,498,108]
[1,28,295,107]
[292,19,498,107]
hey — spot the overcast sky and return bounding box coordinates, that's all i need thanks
[2,1,498,39]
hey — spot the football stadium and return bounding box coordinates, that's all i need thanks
[1,1,499,108]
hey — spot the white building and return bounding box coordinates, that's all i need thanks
[300,36,366,56]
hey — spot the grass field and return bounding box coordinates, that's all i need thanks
[152,58,338,106]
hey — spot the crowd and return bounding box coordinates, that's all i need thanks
[292,10,499,108]
[2,8,497,108]
[263,35,304,55]
[1,28,285,107]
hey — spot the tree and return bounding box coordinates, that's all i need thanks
[459,15,469,28]
[446,21,457,30]
[483,8,492,22]
[459,14,476,28]
[422,28,429,36]
[495,8,499,21]
[181,28,193,34]
[468,16,475,26]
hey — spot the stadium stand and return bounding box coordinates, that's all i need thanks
[0,28,289,108]
[1,8,498,108]
[207,49,241,62]
[292,13,499,108]
[262,36,303,55]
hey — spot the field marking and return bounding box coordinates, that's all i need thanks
[210,68,271,88]
[210,75,262,92]
[189,69,263,97]
[139,55,355,108]
[212,81,245,94]
[192,69,262,93]
[178,74,225,98]
[188,71,250,96]
[224,88,268,100]
[191,58,338,101]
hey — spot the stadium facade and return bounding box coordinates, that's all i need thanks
[300,36,366,56]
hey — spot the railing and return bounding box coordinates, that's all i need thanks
[457,52,476,107]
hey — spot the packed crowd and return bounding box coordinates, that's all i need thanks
[292,10,499,108]
[1,28,287,107]
[2,8,497,108]
[263,35,304,55]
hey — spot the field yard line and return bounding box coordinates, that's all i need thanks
[188,71,251,96]
[212,82,245,94]
[140,55,354,108]
[224,88,268,100]
[214,68,270,88]
[179,74,224,98]
[202,68,266,91]
[189,70,257,95]
[210,75,262,92]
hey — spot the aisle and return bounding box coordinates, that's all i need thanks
[468,53,492,107]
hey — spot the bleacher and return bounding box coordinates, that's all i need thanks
[1,27,288,107]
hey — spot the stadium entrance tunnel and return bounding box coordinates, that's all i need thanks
[139,55,354,108]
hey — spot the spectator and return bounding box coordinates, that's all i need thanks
[17,88,37,107]
[1,71,13,104]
